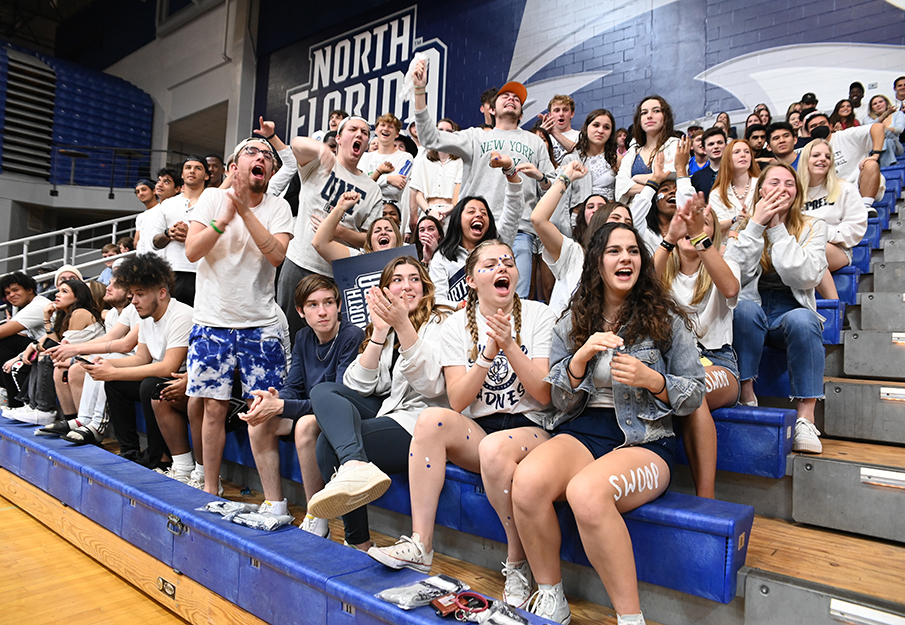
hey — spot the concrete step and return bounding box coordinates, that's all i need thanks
[843,330,905,379]
[824,377,905,445]
[881,237,905,262]
[871,261,905,292]
[859,292,905,332]
[790,439,905,543]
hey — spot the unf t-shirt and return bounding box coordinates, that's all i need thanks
[359,150,414,204]
[440,299,555,423]
[285,156,383,277]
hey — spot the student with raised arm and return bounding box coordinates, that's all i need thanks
[369,240,556,612]
[654,200,741,498]
[532,160,633,317]
[311,191,403,263]
[615,96,679,207]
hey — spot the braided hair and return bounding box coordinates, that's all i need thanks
[463,239,522,361]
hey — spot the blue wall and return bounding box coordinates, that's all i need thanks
[256,0,905,137]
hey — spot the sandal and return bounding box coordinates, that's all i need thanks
[36,420,73,437]
[64,425,103,446]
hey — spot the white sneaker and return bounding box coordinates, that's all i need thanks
[153,466,192,484]
[299,513,330,538]
[306,461,391,519]
[793,417,822,454]
[258,499,288,516]
[187,476,224,497]
[617,613,646,625]
[502,559,533,608]
[367,533,433,573]
[527,583,571,624]
[2,405,31,419]
[8,406,56,425]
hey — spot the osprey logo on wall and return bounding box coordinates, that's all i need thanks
[285,6,447,139]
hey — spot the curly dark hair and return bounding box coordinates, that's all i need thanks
[569,223,690,350]
[573,108,618,171]
[437,196,498,262]
[113,253,175,294]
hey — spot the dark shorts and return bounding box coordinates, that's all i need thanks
[700,343,740,381]
[475,412,539,435]
[279,414,303,444]
[554,407,675,469]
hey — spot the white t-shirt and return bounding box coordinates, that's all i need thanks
[11,295,51,340]
[135,206,161,255]
[190,188,294,328]
[551,129,580,164]
[803,180,867,248]
[410,154,463,201]
[440,299,555,423]
[709,180,756,224]
[285,157,382,277]
[830,125,874,184]
[429,247,469,308]
[147,195,199,273]
[542,236,583,319]
[115,304,139,330]
[669,259,740,350]
[138,299,193,366]
[358,150,414,204]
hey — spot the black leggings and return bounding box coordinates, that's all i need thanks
[0,334,33,407]
[311,382,411,545]
[105,377,170,469]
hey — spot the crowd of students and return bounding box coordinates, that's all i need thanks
[2,66,903,625]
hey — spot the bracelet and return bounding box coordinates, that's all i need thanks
[262,132,275,140]
[654,373,667,395]
[556,173,571,188]
[659,239,676,252]
[503,164,517,177]
[645,179,661,191]
[369,338,386,347]
[688,232,708,246]
[413,88,426,95]
[567,360,586,379]
[210,220,224,235]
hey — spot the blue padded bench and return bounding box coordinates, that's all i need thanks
[875,197,893,230]
[851,242,870,274]
[832,266,861,306]
[881,165,905,190]
[0,419,547,625]
[865,218,882,250]
[675,405,795,478]
[817,298,844,345]
[373,464,753,604]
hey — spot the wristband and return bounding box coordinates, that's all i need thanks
[413,88,426,95]
[262,133,275,140]
[567,360,586,379]
[694,236,713,252]
[688,232,708,246]
[556,173,571,188]
[502,164,517,177]
[659,239,676,253]
[210,220,224,235]
[654,373,667,395]
[645,179,661,191]
[369,338,386,347]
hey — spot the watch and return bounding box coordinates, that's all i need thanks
[694,236,713,252]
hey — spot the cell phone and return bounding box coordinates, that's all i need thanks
[39,338,60,351]
[150,381,170,400]
[73,356,93,365]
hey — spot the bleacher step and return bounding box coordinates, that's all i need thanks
[744,516,905,624]
[843,330,905,379]
[859,292,905,332]
[881,238,905,262]
[824,377,905,444]
[790,439,905,542]
[872,261,905,292]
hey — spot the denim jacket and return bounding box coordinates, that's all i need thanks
[543,314,705,446]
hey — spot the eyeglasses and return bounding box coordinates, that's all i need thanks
[242,146,275,162]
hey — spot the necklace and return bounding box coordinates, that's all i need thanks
[731,178,750,203]
[315,335,338,362]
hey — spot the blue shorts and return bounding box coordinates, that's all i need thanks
[555,407,675,469]
[186,324,287,400]
[700,344,740,381]
[475,412,539,435]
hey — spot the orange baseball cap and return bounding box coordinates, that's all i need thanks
[497,81,527,104]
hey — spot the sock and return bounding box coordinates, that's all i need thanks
[862,196,875,208]
[617,613,645,625]
[265,498,288,515]
[172,452,194,475]
[63,413,77,421]
[67,418,82,428]
[194,463,205,478]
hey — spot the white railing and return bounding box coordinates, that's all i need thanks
[0,214,139,278]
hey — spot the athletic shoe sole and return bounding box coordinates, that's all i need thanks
[366,545,432,573]
[307,473,391,520]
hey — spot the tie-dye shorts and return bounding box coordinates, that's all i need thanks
[186,323,287,400]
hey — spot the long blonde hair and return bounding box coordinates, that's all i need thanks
[463,239,522,361]
[797,138,840,205]
[742,163,811,274]
[662,208,722,307]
